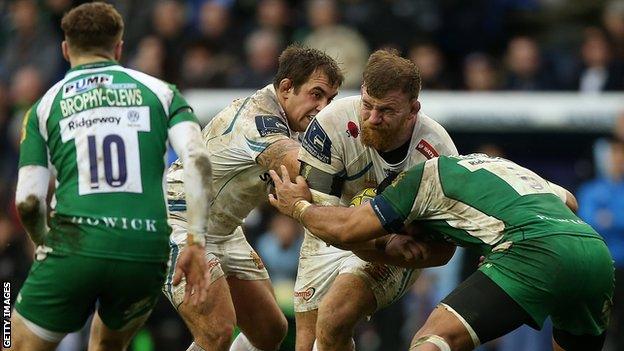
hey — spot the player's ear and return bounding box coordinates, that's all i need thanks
[114,40,124,61]
[278,78,294,96]
[409,99,421,119]
[61,41,70,62]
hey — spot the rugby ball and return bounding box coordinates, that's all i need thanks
[349,188,377,207]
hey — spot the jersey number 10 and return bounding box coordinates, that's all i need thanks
[87,134,127,189]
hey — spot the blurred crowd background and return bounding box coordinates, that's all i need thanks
[1,0,624,350]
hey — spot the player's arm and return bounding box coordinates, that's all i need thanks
[15,165,50,246]
[15,105,50,246]
[548,181,578,213]
[257,138,301,181]
[352,237,456,268]
[167,101,213,304]
[168,121,212,246]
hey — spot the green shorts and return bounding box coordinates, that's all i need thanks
[15,251,167,333]
[479,234,615,336]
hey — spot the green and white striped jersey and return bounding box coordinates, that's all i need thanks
[371,154,601,252]
[18,61,198,262]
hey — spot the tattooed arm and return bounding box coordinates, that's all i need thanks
[257,138,302,181]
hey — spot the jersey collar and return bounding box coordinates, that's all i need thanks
[65,60,119,76]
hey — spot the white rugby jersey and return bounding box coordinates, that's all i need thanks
[167,85,297,238]
[299,95,458,204]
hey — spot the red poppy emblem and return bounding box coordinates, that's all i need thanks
[347,121,359,138]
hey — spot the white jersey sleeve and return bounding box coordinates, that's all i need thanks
[241,113,291,160]
[299,96,360,174]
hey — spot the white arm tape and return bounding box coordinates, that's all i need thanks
[15,165,50,242]
[168,122,212,244]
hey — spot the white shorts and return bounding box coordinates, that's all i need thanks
[294,232,421,313]
[163,217,269,308]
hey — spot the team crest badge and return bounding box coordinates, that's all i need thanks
[346,121,359,138]
[127,110,140,123]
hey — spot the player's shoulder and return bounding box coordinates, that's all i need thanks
[239,86,289,136]
[115,66,176,95]
[314,95,361,127]
[414,112,457,156]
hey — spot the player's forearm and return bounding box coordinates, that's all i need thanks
[169,122,212,246]
[299,203,385,245]
[15,165,50,245]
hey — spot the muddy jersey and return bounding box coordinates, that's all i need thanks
[372,154,602,252]
[167,85,297,240]
[18,61,198,262]
[299,95,458,205]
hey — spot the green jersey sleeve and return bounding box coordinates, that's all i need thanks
[370,162,426,232]
[168,84,199,127]
[18,104,48,168]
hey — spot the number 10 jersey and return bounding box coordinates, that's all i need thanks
[18,61,198,262]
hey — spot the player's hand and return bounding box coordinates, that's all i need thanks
[268,165,312,216]
[384,234,426,264]
[172,244,210,306]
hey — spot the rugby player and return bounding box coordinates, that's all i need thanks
[12,3,212,350]
[269,153,614,351]
[164,45,343,351]
[293,49,458,351]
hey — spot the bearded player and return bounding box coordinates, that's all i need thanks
[293,49,458,351]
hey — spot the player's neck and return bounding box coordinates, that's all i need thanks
[69,54,116,68]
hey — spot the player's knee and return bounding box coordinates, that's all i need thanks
[266,313,288,344]
[195,321,235,349]
[317,300,359,338]
[411,335,451,351]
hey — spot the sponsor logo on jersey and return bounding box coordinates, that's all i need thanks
[302,119,332,164]
[416,139,439,159]
[255,115,289,137]
[294,287,316,301]
[63,74,113,98]
[66,115,121,130]
[346,121,359,138]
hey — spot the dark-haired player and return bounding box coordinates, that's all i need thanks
[164,45,343,351]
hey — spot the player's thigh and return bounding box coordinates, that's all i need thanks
[549,237,614,351]
[294,237,353,313]
[10,310,60,351]
[88,311,149,351]
[338,254,421,312]
[97,260,166,332]
[15,253,102,334]
[177,275,236,338]
[227,277,286,333]
[318,273,376,328]
[295,310,318,351]
[163,246,224,310]
[439,270,533,348]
